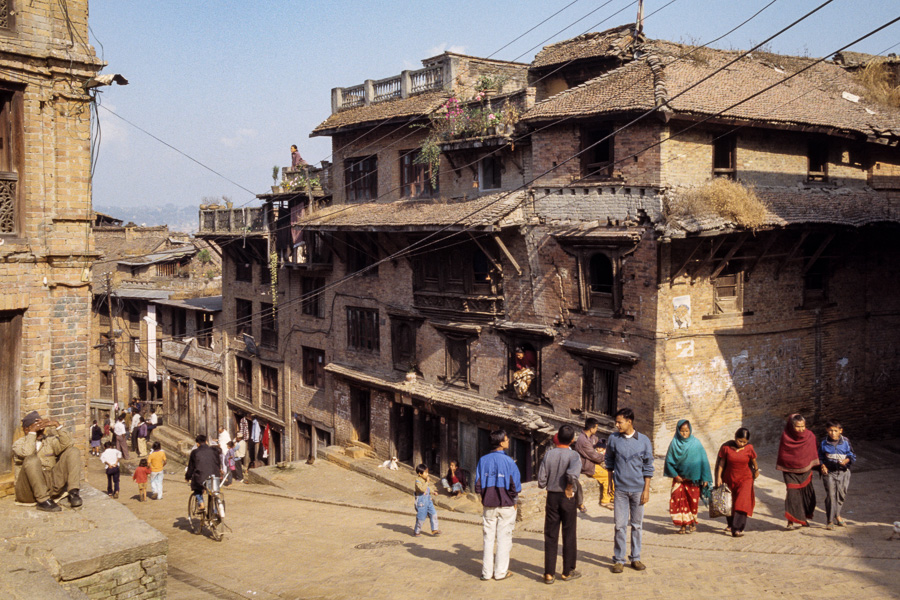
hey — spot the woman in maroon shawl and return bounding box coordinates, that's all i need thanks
[776,414,820,529]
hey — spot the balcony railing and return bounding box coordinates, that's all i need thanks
[198,206,268,235]
[332,62,448,113]
[413,291,504,322]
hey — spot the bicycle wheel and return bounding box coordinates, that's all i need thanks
[187,495,201,534]
[207,498,225,541]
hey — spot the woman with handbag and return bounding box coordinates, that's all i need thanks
[715,427,759,537]
[663,420,712,534]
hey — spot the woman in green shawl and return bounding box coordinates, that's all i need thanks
[664,420,713,533]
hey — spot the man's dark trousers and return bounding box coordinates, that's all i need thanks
[544,491,578,576]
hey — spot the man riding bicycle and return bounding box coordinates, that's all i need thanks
[185,434,222,512]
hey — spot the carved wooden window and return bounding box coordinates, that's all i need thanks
[260,303,277,349]
[713,266,743,314]
[235,298,252,336]
[345,155,378,202]
[400,149,437,198]
[99,370,113,399]
[581,127,614,179]
[506,340,541,401]
[302,347,325,389]
[260,364,279,411]
[0,87,23,235]
[571,248,622,315]
[445,335,470,387]
[347,306,379,352]
[0,1,14,31]
[583,364,617,416]
[236,356,252,400]
[589,253,615,311]
[301,276,324,317]
[808,141,828,182]
[713,133,736,179]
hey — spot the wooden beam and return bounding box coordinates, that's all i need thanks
[745,232,778,278]
[774,231,808,280]
[492,234,522,276]
[802,233,836,275]
[467,232,503,273]
[710,234,748,279]
[690,236,726,279]
[670,238,703,283]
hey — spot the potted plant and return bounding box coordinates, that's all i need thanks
[272,166,281,193]
[404,362,418,383]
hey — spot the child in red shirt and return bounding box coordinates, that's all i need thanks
[132,458,151,502]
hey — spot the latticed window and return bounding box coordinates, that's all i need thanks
[0,87,23,235]
[0,1,14,31]
[261,365,279,411]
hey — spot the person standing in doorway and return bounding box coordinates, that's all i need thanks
[605,408,654,573]
[249,415,261,467]
[474,429,521,582]
[148,441,167,500]
[538,424,582,584]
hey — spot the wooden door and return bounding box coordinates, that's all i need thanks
[0,311,22,475]
[349,387,370,444]
[295,421,311,461]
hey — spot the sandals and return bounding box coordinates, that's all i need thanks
[677,526,686,535]
[688,523,696,534]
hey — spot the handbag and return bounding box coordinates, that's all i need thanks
[709,485,732,518]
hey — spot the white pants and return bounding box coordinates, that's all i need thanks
[149,471,164,499]
[481,505,517,579]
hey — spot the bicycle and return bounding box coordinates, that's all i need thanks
[188,475,228,541]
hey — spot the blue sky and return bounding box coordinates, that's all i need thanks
[89,0,900,211]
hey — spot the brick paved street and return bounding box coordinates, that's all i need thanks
[86,445,900,600]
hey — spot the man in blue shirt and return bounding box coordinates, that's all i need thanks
[475,429,522,581]
[604,408,654,573]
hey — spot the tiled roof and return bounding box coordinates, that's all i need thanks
[524,40,900,140]
[311,91,448,136]
[531,25,641,70]
[660,187,900,237]
[296,191,527,230]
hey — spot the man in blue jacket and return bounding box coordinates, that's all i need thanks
[475,429,522,581]
[605,408,654,573]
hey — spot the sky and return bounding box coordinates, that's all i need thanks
[88,0,900,213]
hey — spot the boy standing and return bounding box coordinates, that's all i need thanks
[148,441,167,500]
[605,408,654,573]
[413,464,440,537]
[819,420,856,530]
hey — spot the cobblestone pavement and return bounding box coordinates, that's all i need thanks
[86,444,900,600]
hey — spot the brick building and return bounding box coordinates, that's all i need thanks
[0,1,103,490]
[204,26,900,478]
[90,222,221,428]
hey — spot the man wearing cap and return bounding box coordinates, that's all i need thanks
[12,411,83,512]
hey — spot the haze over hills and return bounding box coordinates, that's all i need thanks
[92,202,260,233]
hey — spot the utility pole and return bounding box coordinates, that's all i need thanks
[106,273,119,416]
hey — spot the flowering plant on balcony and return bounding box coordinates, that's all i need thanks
[414,94,520,187]
[280,173,321,192]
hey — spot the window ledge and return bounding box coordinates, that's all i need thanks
[701,311,754,320]
[795,302,837,311]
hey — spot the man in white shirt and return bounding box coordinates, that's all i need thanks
[113,414,130,459]
[217,426,231,451]
[100,441,123,498]
[12,411,83,512]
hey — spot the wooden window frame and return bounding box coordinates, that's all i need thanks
[0,85,24,236]
[713,267,744,315]
[479,155,502,190]
[807,141,829,183]
[390,317,419,371]
[260,302,277,350]
[400,149,437,198]
[234,259,252,282]
[346,233,379,275]
[302,346,326,389]
[344,155,378,202]
[0,2,17,33]
[571,247,623,316]
[581,126,614,180]
[235,298,252,337]
[712,133,736,180]
[444,335,472,388]
[99,369,113,399]
[346,306,380,353]
[236,356,252,401]
[301,276,325,317]
[504,339,542,403]
[196,312,214,348]
[582,362,618,416]
[260,364,279,412]
[172,308,186,341]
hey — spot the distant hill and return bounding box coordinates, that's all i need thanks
[93,203,207,233]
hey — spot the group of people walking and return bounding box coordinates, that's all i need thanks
[415,409,857,585]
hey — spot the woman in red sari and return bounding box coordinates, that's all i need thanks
[776,414,820,529]
[715,427,759,537]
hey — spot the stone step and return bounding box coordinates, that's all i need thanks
[0,472,14,499]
